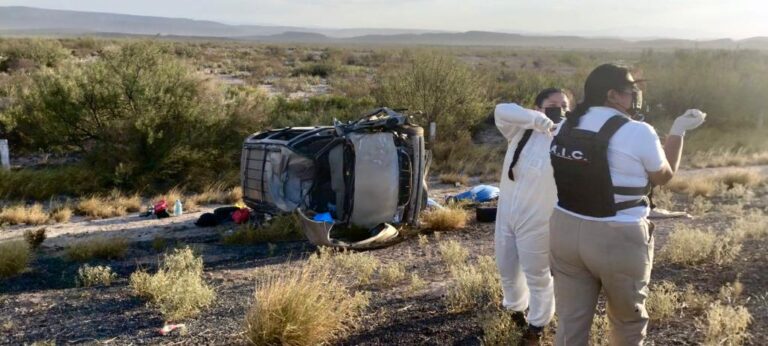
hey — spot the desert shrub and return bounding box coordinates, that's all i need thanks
[23,228,46,250]
[421,205,469,231]
[731,211,768,239]
[652,187,675,210]
[266,94,376,129]
[480,310,524,346]
[0,165,104,200]
[445,255,501,312]
[5,41,267,192]
[417,234,429,247]
[430,132,505,175]
[222,214,304,244]
[0,240,31,278]
[292,62,336,78]
[438,240,469,268]
[647,281,681,321]
[129,247,215,321]
[187,184,242,207]
[375,52,489,137]
[50,206,73,223]
[639,50,768,132]
[0,204,49,225]
[75,197,128,219]
[667,177,719,197]
[408,273,427,294]
[690,195,713,215]
[378,262,406,287]
[65,237,128,261]
[700,302,752,346]
[438,173,470,186]
[76,264,117,287]
[244,266,368,346]
[308,247,380,285]
[688,148,768,169]
[718,279,744,304]
[658,224,717,265]
[0,38,69,71]
[683,285,713,313]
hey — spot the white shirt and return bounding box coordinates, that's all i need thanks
[554,106,667,222]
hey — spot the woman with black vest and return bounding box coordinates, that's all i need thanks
[548,64,706,345]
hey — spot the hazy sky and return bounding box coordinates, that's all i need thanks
[1,0,766,39]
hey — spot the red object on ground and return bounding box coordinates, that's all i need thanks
[154,200,168,214]
[232,208,250,224]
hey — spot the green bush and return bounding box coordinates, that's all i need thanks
[0,38,70,71]
[5,41,267,192]
[375,52,490,136]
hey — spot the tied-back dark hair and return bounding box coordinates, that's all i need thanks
[569,63,638,122]
[534,87,569,108]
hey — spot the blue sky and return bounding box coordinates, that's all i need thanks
[1,0,766,39]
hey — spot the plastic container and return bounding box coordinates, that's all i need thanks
[174,199,183,216]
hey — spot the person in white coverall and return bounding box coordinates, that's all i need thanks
[494,88,570,344]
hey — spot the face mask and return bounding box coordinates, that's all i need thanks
[629,89,643,115]
[544,107,566,123]
[629,89,648,121]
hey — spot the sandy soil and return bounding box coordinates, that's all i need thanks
[1,172,767,345]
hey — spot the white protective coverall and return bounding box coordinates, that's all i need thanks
[494,103,556,327]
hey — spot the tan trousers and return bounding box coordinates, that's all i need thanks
[549,209,654,346]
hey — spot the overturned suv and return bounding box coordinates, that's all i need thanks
[240,108,430,249]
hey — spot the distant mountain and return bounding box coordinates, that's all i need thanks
[0,6,445,38]
[0,6,766,50]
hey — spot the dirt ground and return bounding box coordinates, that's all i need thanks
[1,170,767,345]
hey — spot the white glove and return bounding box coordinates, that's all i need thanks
[531,112,555,133]
[669,109,707,136]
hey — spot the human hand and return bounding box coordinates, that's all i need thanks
[532,112,555,134]
[669,109,706,136]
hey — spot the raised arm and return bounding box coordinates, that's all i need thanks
[495,103,553,141]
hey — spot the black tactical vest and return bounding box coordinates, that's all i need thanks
[550,115,650,217]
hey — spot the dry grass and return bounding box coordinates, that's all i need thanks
[445,255,501,312]
[308,247,380,285]
[417,233,429,247]
[658,224,740,265]
[407,273,427,294]
[76,196,128,219]
[420,205,469,231]
[683,285,714,313]
[718,279,744,304]
[50,206,72,223]
[647,281,681,321]
[379,262,406,287]
[0,240,31,278]
[244,265,368,346]
[700,302,752,346]
[668,169,764,197]
[23,228,46,250]
[689,149,768,169]
[652,187,675,210]
[130,247,215,321]
[438,173,470,186]
[222,214,304,244]
[65,237,129,261]
[731,211,768,239]
[689,195,713,215]
[76,264,117,287]
[0,204,50,225]
[480,310,523,345]
[188,184,243,209]
[438,240,469,268]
